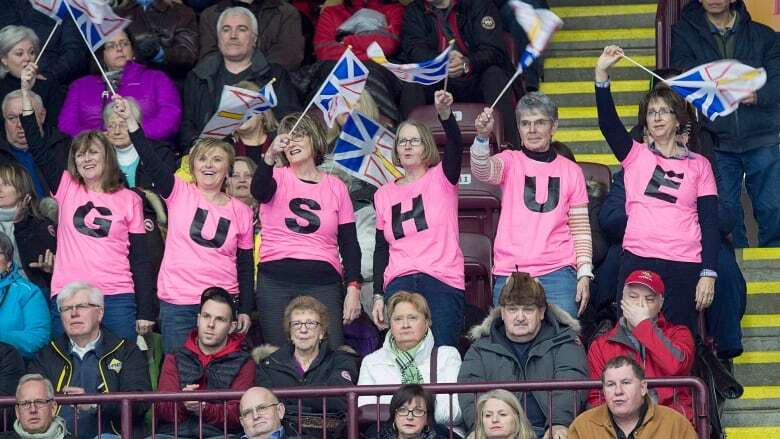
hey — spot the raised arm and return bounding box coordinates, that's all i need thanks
[434,90,463,185]
[470,108,505,185]
[595,46,633,162]
[250,135,290,204]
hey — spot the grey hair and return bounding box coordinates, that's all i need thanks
[0,26,39,79]
[2,89,43,116]
[56,282,104,310]
[0,232,14,262]
[16,374,55,400]
[514,92,558,123]
[217,7,259,38]
[102,96,142,126]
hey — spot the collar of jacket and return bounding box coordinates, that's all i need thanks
[0,263,23,290]
[681,0,750,35]
[192,51,271,84]
[183,328,246,367]
[423,0,458,15]
[52,329,125,361]
[607,315,670,350]
[588,395,657,433]
[378,326,436,365]
[259,340,336,371]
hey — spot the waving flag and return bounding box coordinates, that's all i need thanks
[333,111,403,187]
[200,82,278,138]
[312,48,369,128]
[509,0,563,71]
[665,60,767,121]
[367,41,452,85]
[30,0,129,50]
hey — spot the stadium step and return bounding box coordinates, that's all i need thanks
[545,0,656,166]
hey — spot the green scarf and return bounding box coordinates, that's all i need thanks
[389,335,425,384]
[13,416,69,439]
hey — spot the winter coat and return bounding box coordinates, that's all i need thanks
[0,118,70,196]
[179,51,301,149]
[358,330,463,427]
[587,316,695,421]
[156,330,255,436]
[671,0,780,153]
[0,264,50,358]
[13,212,57,291]
[254,341,358,415]
[28,330,152,436]
[116,0,199,80]
[0,74,65,132]
[314,0,405,61]
[568,395,697,439]
[0,423,73,439]
[58,61,181,141]
[0,342,24,396]
[458,305,587,431]
[199,0,305,72]
[400,0,512,76]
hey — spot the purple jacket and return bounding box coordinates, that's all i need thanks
[58,61,181,140]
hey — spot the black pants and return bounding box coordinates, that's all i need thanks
[399,65,520,148]
[617,250,701,335]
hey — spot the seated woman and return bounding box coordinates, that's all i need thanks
[359,291,462,434]
[0,231,50,359]
[254,295,358,438]
[377,384,440,439]
[472,389,535,439]
[59,30,181,141]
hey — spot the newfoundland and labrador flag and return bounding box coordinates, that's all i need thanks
[665,60,767,121]
[312,48,369,128]
[200,82,277,138]
[509,0,562,71]
[30,0,129,51]
[367,41,452,85]
[333,110,403,187]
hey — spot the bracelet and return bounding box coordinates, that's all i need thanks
[373,294,384,303]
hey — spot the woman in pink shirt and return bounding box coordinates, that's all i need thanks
[370,90,465,347]
[251,113,362,349]
[470,93,593,318]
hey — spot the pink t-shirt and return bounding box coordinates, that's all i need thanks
[374,163,464,290]
[259,167,355,274]
[622,141,717,263]
[157,177,254,305]
[51,172,144,296]
[492,151,589,277]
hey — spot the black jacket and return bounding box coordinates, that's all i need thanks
[671,0,780,152]
[0,75,65,132]
[14,212,57,291]
[254,342,358,415]
[179,51,301,150]
[0,342,24,396]
[0,430,72,439]
[400,0,512,76]
[0,121,70,196]
[27,330,152,436]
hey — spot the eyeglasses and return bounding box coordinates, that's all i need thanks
[287,132,306,142]
[104,40,131,51]
[647,108,674,119]
[290,320,321,331]
[397,138,423,147]
[240,402,280,418]
[518,119,553,130]
[59,303,102,314]
[17,399,53,410]
[396,408,426,417]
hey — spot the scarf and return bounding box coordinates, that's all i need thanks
[389,335,424,384]
[13,416,69,439]
[0,206,22,270]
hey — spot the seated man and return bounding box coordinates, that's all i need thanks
[0,374,72,439]
[569,355,697,439]
[0,342,24,396]
[156,287,255,438]
[399,0,519,147]
[179,6,301,150]
[587,270,695,420]
[239,386,315,439]
[28,282,151,439]
[458,271,587,438]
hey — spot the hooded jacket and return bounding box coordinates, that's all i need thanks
[587,315,695,421]
[671,0,780,153]
[314,0,405,61]
[254,341,358,415]
[0,264,50,358]
[458,305,587,431]
[156,330,255,436]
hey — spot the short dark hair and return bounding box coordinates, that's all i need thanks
[389,384,435,430]
[601,355,645,383]
[200,287,237,321]
[637,86,687,130]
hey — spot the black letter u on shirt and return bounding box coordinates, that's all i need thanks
[190,208,231,248]
[524,176,560,213]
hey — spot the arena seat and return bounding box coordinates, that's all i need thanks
[578,162,612,191]
[408,103,504,148]
[458,165,502,239]
[460,232,494,314]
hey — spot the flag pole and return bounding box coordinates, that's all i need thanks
[442,40,455,92]
[34,21,60,64]
[489,68,522,110]
[621,54,666,83]
[63,0,117,96]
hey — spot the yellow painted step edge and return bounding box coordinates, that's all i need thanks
[555,129,605,143]
[574,154,619,167]
[734,351,780,365]
[742,248,780,260]
[725,427,780,439]
[559,105,638,120]
[541,80,648,95]
[742,314,780,328]
[553,28,655,43]
[748,281,780,295]
[546,55,656,69]
[551,4,657,19]
[741,386,780,400]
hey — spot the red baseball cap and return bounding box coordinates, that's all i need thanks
[624,270,665,296]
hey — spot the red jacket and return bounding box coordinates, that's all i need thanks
[587,315,695,421]
[314,0,405,61]
[156,331,255,431]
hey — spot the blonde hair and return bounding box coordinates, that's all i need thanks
[392,120,440,168]
[474,390,535,439]
[387,291,432,328]
[326,90,380,145]
[187,138,236,189]
[277,113,328,166]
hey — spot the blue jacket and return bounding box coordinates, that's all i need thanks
[671,0,780,153]
[0,264,50,358]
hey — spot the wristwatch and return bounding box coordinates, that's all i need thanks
[462,58,471,75]
[699,269,718,278]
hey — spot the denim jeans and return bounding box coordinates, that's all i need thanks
[50,293,137,340]
[715,144,780,247]
[493,267,578,317]
[386,273,465,347]
[706,242,747,359]
[159,301,200,353]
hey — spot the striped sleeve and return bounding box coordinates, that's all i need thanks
[569,204,593,275]
[469,137,504,185]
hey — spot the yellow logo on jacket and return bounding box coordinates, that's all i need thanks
[108,359,122,373]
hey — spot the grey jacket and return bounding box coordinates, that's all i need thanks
[457,305,587,431]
